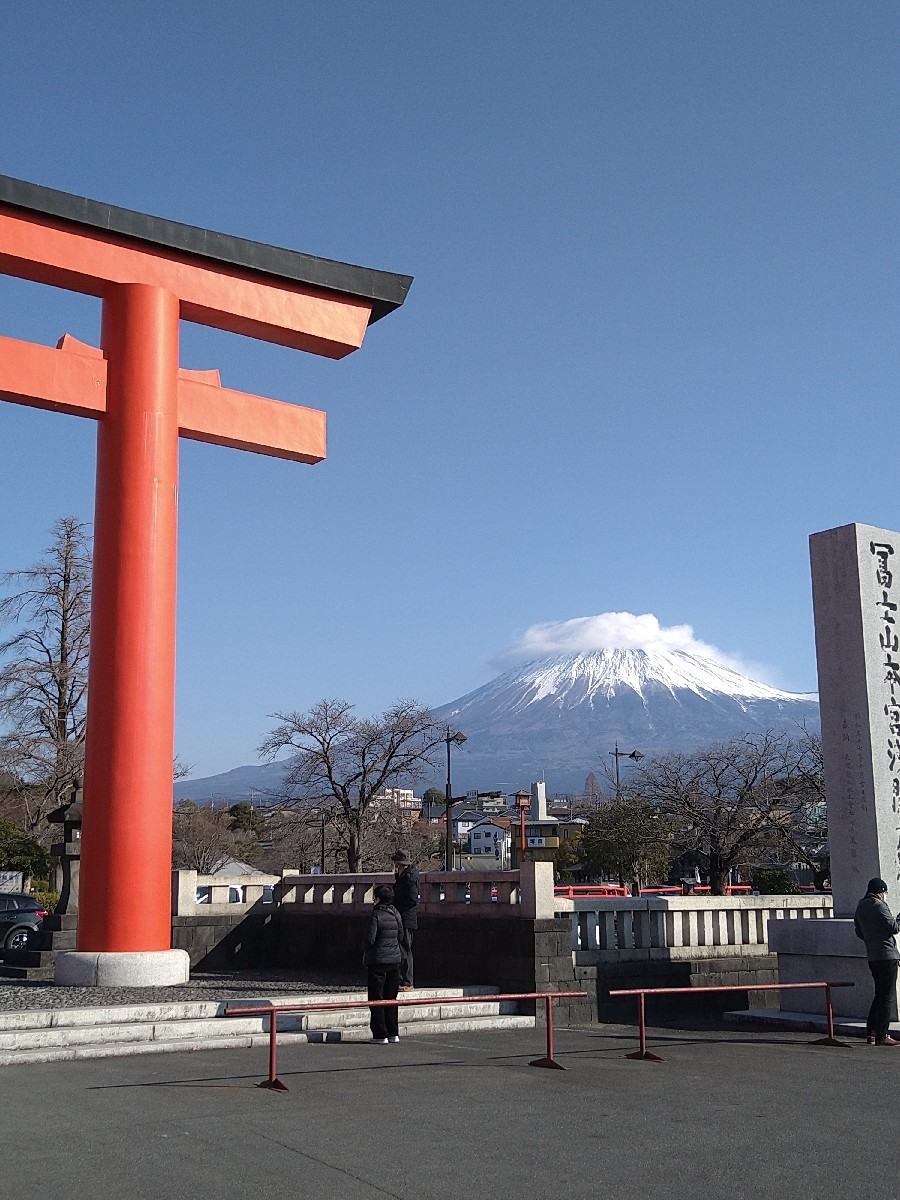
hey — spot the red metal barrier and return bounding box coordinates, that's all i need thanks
[553,884,754,898]
[608,980,855,1062]
[226,990,587,1091]
[554,885,628,898]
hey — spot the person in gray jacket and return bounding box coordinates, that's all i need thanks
[362,884,406,1043]
[854,877,900,1046]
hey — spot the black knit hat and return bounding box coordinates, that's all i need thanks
[868,877,889,894]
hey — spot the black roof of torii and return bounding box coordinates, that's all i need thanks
[0,175,412,324]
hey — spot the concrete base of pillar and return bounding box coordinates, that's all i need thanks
[54,949,190,987]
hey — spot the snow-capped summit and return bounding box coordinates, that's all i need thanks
[449,647,814,714]
[433,647,819,794]
[173,642,820,806]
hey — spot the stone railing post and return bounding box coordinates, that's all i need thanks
[172,869,198,916]
[519,860,556,919]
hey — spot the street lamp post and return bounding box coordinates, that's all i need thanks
[609,742,644,798]
[444,727,467,871]
[515,792,531,867]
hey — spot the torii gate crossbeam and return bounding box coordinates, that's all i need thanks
[0,177,412,985]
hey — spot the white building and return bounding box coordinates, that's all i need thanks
[463,817,512,870]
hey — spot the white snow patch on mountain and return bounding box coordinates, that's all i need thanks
[445,646,817,720]
[513,648,815,705]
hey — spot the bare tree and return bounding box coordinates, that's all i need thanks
[633,730,817,894]
[0,517,91,841]
[259,699,445,872]
[769,731,829,888]
[260,801,442,875]
[259,806,327,874]
[581,794,674,888]
[172,801,261,874]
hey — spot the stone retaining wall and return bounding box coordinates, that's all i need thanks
[582,954,781,1023]
[171,910,277,970]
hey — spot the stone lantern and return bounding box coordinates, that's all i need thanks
[47,780,83,916]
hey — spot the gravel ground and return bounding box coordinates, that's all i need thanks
[0,969,363,1011]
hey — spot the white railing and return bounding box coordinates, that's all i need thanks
[172,867,832,959]
[277,869,526,917]
[172,869,280,915]
[557,894,834,961]
[172,863,554,919]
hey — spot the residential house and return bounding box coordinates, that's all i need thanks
[462,816,512,870]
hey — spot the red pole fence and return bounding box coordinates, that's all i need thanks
[226,990,586,1091]
[607,980,855,1061]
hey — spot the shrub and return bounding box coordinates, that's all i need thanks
[752,868,800,895]
[31,888,59,913]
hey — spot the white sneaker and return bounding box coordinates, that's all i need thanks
[371,1037,388,1044]
[389,1036,400,1043]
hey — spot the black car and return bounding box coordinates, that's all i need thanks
[0,893,48,952]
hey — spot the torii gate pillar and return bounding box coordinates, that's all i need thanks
[0,177,411,985]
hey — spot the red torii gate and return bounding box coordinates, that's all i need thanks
[0,176,411,984]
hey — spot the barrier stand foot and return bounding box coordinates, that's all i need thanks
[257,1077,290,1092]
[813,989,851,1047]
[529,996,568,1069]
[625,994,665,1061]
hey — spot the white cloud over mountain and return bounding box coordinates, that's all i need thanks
[493,611,772,681]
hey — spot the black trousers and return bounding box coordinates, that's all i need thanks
[867,959,898,1040]
[400,925,414,987]
[367,965,400,1039]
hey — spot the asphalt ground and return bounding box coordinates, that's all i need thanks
[2,1020,896,1200]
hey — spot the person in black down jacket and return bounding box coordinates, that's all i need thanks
[363,884,406,1043]
[854,876,900,1046]
[392,848,419,990]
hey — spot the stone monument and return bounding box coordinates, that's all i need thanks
[769,521,900,1018]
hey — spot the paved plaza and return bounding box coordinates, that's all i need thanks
[2,1016,897,1200]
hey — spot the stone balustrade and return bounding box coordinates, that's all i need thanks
[277,869,527,917]
[171,869,281,915]
[172,865,551,918]
[557,893,834,962]
[172,867,832,965]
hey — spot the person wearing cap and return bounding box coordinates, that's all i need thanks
[854,877,900,1046]
[391,849,419,990]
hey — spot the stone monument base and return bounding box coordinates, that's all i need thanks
[54,949,190,987]
[768,918,897,1020]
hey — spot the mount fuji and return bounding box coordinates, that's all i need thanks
[432,647,819,795]
[173,646,819,803]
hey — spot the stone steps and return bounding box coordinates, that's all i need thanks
[0,986,534,1065]
[0,913,78,979]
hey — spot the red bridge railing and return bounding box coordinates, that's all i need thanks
[226,990,587,1091]
[608,980,855,1061]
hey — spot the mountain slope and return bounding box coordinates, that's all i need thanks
[174,647,820,802]
[432,648,819,793]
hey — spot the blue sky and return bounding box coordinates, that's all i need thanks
[1,2,898,778]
